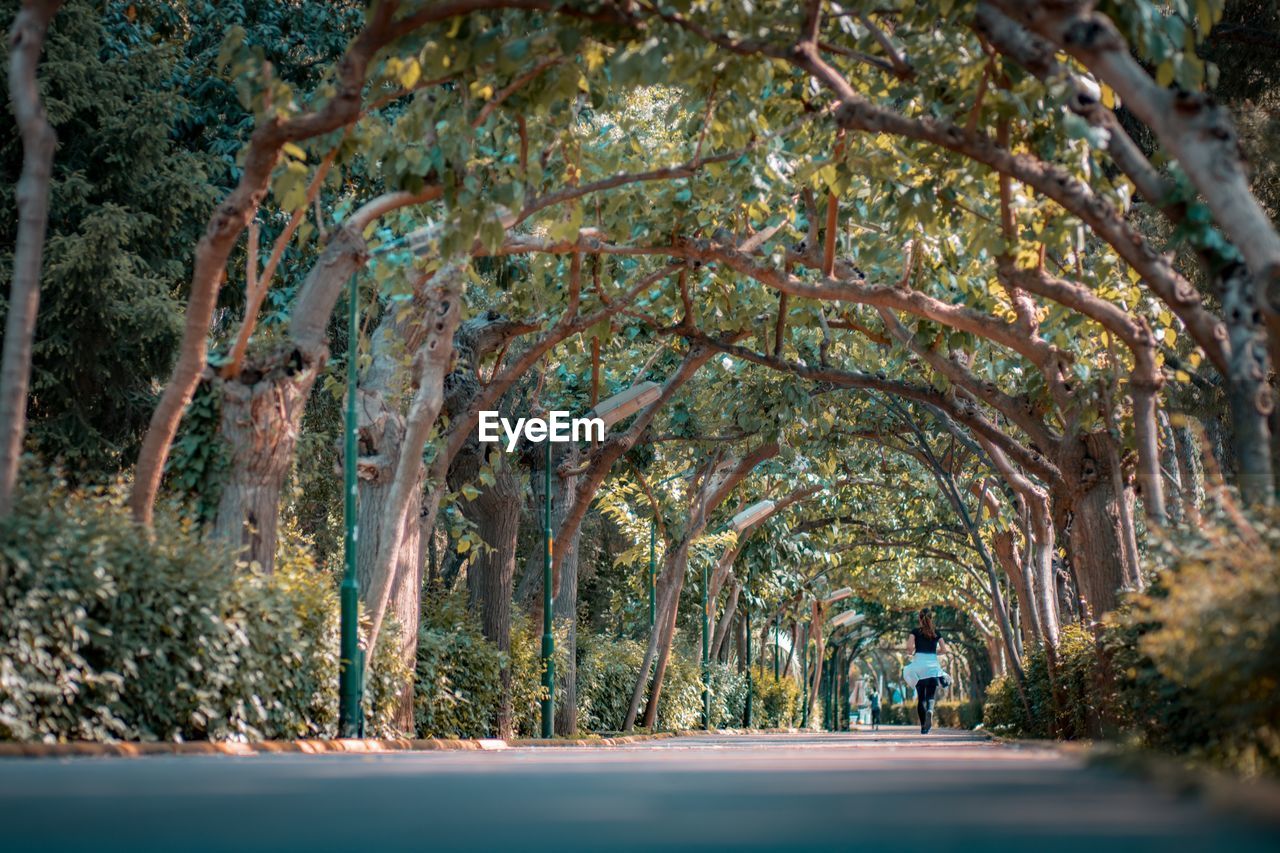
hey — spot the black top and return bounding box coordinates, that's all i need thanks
[910,627,943,654]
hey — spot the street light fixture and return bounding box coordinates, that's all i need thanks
[590,380,663,428]
[822,587,853,606]
[730,499,776,533]
[830,610,865,629]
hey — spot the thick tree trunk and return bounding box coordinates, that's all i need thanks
[211,346,322,572]
[127,7,424,525]
[1221,263,1275,506]
[455,454,522,738]
[356,437,422,732]
[1057,431,1137,616]
[0,0,61,518]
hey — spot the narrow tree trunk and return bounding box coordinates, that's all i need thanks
[0,0,61,518]
[552,465,583,737]
[709,577,740,660]
[992,530,1038,649]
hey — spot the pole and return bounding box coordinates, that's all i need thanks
[648,520,656,629]
[744,571,752,728]
[541,440,555,738]
[800,622,809,729]
[702,557,711,730]
[338,273,361,738]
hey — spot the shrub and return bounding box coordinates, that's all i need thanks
[412,589,502,738]
[749,667,802,728]
[577,635,751,731]
[1103,529,1280,776]
[577,634,648,732]
[984,623,1108,740]
[881,699,982,729]
[0,478,404,742]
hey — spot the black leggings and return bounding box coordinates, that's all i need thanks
[916,678,939,725]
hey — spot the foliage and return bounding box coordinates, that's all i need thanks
[1105,523,1280,777]
[984,623,1111,741]
[413,589,503,739]
[749,667,803,729]
[881,700,983,730]
[577,634,648,733]
[0,475,403,742]
[985,518,1280,777]
[0,0,214,479]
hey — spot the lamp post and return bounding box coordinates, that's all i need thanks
[338,273,362,738]
[744,568,753,728]
[540,436,554,739]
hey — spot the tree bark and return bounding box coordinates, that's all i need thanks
[0,0,62,518]
[1055,431,1136,616]
[624,441,779,731]
[362,268,464,665]
[211,348,321,572]
[458,458,522,738]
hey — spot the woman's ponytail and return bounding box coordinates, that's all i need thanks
[918,608,938,639]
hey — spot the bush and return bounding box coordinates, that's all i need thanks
[577,636,752,731]
[412,590,503,738]
[881,699,982,729]
[577,634,648,732]
[0,479,404,742]
[1103,529,1280,776]
[749,667,802,728]
[983,623,1108,740]
[982,518,1280,777]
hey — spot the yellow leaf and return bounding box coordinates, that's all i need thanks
[282,141,306,161]
[1100,83,1117,110]
[399,58,421,89]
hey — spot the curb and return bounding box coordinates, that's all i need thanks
[0,731,682,760]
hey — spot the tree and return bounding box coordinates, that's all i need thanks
[0,0,61,516]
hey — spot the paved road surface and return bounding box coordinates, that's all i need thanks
[1,728,1274,852]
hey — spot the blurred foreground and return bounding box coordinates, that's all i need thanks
[1,730,1275,852]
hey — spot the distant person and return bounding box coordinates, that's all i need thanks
[902,608,947,734]
[869,691,881,731]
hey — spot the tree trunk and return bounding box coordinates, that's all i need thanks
[992,530,1038,650]
[1057,431,1137,616]
[211,347,322,572]
[455,454,522,738]
[0,0,61,518]
[1221,262,1275,506]
[356,427,422,733]
[552,461,583,737]
[709,577,740,661]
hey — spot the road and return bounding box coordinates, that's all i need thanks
[1,728,1274,852]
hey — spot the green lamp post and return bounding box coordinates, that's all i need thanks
[338,273,362,738]
[541,438,554,739]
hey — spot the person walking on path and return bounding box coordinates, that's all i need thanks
[869,690,881,731]
[901,608,947,734]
